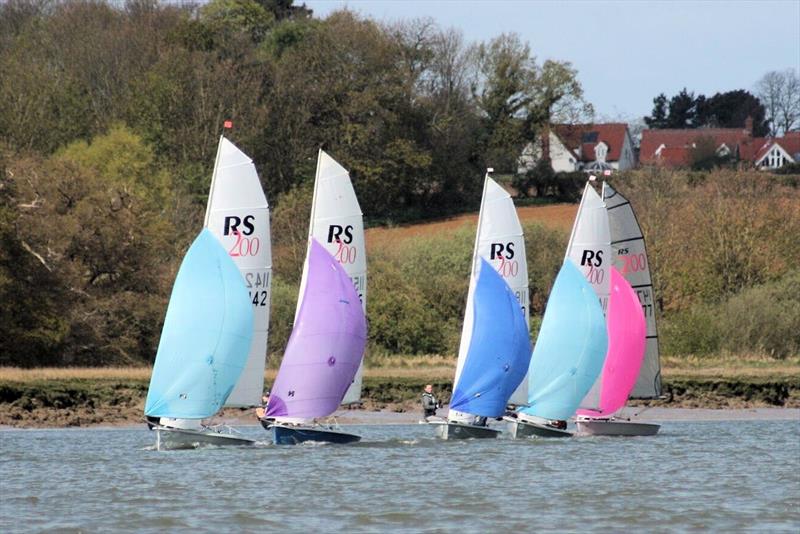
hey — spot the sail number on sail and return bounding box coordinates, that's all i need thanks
[634,287,656,319]
[351,274,365,304]
[245,271,270,307]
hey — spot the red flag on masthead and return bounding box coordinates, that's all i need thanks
[223,120,233,129]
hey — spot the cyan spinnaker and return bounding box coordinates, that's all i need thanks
[521,259,608,421]
[145,229,254,419]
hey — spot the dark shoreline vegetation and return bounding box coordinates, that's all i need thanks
[1,1,799,394]
[1,372,798,428]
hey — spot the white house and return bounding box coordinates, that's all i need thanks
[518,123,636,174]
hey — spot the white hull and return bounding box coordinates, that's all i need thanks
[575,419,660,437]
[154,426,255,451]
[431,421,500,440]
[504,417,573,438]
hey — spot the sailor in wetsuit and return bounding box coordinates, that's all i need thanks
[421,384,440,420]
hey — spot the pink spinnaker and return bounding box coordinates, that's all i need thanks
[577,267,646,417]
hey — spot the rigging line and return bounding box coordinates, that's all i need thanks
[606,201,630,210]
[611,236,643,245]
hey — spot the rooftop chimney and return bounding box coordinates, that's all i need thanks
[744,116,753,137]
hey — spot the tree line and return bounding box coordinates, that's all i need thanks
[0,0,589,366]
[643,69,800,137]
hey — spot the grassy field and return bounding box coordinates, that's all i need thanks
[365,203,576,247]
[2,355,798,383]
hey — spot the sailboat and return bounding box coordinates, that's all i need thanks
[262,239,367,444]
[146,135,271,449]
[145,229,256,450]
[506,181,610,438]
[505,259,608,438]
[261,150,368,445]
[575,181,662,436]
[303,149,367,405]
[433,174,532,440]
[575,268,658,435]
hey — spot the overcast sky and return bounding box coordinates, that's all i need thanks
[304,0,800,121]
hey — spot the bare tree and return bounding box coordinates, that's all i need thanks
[756,69,800,136]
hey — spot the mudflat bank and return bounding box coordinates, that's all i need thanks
[1,375,798,428]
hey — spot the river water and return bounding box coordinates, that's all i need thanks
[2,418,799,532]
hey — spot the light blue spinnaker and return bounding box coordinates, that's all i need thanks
[450,259,532,417]
[520,259,608,421]
[145,229,254,419]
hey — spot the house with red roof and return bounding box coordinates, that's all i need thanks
[639,118,794,167]
[517,123,636,174]
[640,116,800,170]
[752,132,800,170]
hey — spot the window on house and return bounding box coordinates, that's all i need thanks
[766,147,785,168]
[595,142,608,162]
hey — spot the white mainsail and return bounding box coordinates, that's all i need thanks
[298,149,367,405]
[204,136,272,407]
[602,182,662,398]
[566,182,611,411]
[450,175,529,419]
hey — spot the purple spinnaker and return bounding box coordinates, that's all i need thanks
[267,238,367,419]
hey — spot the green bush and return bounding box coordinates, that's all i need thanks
[660,271,800,358]
[661,306,722,356]
[266,275,299,364]
[522,222,567,314]
[366,254,448,355]
[717,271,800,358]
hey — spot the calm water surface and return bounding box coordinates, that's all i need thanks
[2,419,799,532]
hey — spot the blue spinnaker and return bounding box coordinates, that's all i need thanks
[520,260,608,421]
[145,229,254,419]
[450,259,532,417]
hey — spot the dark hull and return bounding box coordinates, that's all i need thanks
[154,426,255,451]
[505,418,573,439]
[268,422,361,445]
[433,421,500,440]
[576,419,660,437]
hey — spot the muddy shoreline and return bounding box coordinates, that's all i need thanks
[1,376,798,428]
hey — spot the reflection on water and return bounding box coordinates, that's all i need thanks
[2,420,799,532]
